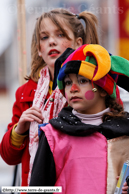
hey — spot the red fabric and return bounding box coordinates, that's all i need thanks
[0,79,37,187]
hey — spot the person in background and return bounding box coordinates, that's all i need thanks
[0,8,99,187]
[29,44,129,194]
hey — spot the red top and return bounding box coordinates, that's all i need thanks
[0,79,37,187]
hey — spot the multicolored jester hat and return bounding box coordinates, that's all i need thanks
[55,44,129,99]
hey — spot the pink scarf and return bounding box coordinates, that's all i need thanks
[28,66,66,184]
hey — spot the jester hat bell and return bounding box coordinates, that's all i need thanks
[57,44,129,99]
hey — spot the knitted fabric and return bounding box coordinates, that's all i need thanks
[28,66,66,184]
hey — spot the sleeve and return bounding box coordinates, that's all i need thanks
[29,131,56,186]
[11,125,28,148]
[0,128,28,165]
[0,86,29,164]
[8,86,24,130]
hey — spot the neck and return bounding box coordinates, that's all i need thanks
[72,108,110,125]
[48,67,54,81]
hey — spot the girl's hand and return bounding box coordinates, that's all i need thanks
[122,181,128,194]
[15,106,43,135]
[116,176,128,194]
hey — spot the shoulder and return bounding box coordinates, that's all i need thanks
[15,79,37,100]
[16,79,37,93]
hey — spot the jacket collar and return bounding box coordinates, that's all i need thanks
[50,106,129,139]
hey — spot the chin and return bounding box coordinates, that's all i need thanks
[74,107,87,114]
[74,107,84,113]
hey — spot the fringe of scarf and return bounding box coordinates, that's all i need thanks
[28,66,66,184]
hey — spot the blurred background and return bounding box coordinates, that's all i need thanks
[0,0,129,189]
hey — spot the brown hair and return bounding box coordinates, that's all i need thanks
[27,8,99,82]
[102,95,127,122]
[95,85,127,121]
[25,28,45,82]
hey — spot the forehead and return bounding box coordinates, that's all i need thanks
[64,74,86,79]
[39,18,59,32]
[39,17,71,34]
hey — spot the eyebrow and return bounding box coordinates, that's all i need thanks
[77,75,85,78]
[64,75,70,79]
[40,32,47,35]
[40,29,63,35]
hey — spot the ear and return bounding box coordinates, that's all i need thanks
[75,37,83,49]
[100,90,107,98]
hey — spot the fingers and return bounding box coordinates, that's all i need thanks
[123,182,128,187]
[20,106,44,124]
[117,177,128,194]
[122,182,128,194]
[122,186,128,191]
[15,106,44,135]
[122,189,128,194]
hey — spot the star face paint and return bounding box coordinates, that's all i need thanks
[85,90,95,100]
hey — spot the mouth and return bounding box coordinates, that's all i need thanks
[70,96,82,102]
[48,49,60,57]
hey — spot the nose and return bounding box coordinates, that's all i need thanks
[70,84,80,92]
[49,36,57,46]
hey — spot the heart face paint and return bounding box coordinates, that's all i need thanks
[70,83,79,92]
[85,90,94,100]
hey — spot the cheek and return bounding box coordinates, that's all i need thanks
[39,43,45,52]
[40,47,45,53]
[65,92,68,101]
[85,90,95,100]
[61,40,73,50]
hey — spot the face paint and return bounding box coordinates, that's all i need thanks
[85,90,94,100]
[70,83,79,92]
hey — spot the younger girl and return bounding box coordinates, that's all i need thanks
[29,44,129,194]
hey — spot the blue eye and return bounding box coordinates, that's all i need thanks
[41,36,48,40]
[58,33,64,37]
